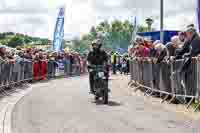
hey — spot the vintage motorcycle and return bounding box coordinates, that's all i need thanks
[88,65,109,104]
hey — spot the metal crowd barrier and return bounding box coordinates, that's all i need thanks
[0,59,87,90]
[129,57,200,111]
[0,60,32,88]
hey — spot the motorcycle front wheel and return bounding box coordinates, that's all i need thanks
[103,90,108,104]
[95,96,99,101]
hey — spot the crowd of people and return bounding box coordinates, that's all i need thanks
[128,24,200,66]
[0,45,87,85]
[127,24,200,102]
[110,52,130,75]
[1,23,200,85]
[93,24,200,76]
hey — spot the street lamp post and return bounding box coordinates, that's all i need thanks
[160,0,164,43]
[145,18,154,32]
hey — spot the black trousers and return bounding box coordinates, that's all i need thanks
[112,64,116,74]
[89,71,95,92]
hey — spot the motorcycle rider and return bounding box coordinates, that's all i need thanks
[87,39,108,94]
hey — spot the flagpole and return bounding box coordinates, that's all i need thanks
[197,0,200,32]
[160,0,164,44]
[131,16,137,43]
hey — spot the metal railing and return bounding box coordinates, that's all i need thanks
[129,57,200,111]
[0,59,87,89]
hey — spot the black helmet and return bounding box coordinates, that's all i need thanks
[91,39,102,48]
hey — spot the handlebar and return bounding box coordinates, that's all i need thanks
[87,65,109,73]
[88,65,108,69]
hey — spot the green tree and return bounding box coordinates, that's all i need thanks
[71,38,90,54]
[7,36,24,48]
[41,39,49,45]
[24,36,32,44]
[96,20,110,33]
[0,39,9,45]
[137,25,149,33]
[0,33,6,40]
[90,26,97,38]
[70,20,154,53]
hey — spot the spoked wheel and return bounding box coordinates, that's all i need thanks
[103,90,108,104]
[94,80,100,101]
[101,79,109,104]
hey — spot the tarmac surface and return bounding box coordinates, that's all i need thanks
[10,75,200,133]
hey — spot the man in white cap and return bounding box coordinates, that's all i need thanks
[177,24,200,103]
[177,24,200,74]
[175,24,200,59]
[184,24,200,57]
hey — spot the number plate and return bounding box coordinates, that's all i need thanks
[98,72,104,78]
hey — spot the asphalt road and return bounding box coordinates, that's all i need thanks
[12,75,200,133]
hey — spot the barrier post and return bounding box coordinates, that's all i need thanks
[0,63,2,87]
[193,57,200,111]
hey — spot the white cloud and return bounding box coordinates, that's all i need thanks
[104,0,121,7]
[0,0,198,39]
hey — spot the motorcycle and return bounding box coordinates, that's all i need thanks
[88,65,109,104]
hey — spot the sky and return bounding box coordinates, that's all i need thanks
[0,0,197,40]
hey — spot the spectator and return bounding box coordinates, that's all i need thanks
[148,41,157,57]
[0,45,9,64]
[180,24,200,73]
[166,42,174,57]
[15,51,24,63]
[135,36,144,44]
[128,42,138,57]
[126,55,130,74]
[111,52,117,74]
[166,36,181,57]
[6,49,15,63]
[178,31,186,43]
[117,54,122,72]
[175,24,196,59]
[39,52,43,60]
[24,48,32,60]
[137,43,150,57]
[155,43,167,63]
[153,40,161,46]
[69,53,74,75]
[33,53,40,61]
[184,25,200,57]
[121,58,127,75]
[64,53,71,76]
